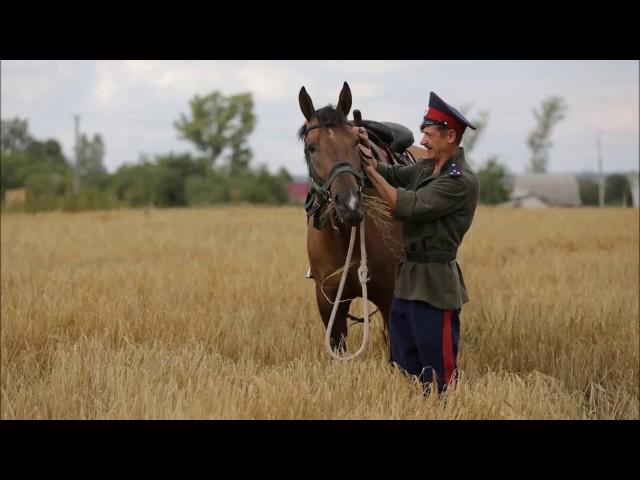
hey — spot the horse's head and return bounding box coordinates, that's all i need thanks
[298,82,364,226]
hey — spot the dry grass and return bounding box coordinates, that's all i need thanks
[1,206,638,419]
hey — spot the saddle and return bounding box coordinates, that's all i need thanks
[354,112,417,168]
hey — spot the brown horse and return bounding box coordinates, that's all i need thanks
[298,81,426,357]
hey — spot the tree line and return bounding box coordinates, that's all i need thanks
[1,91,291,212]
[1,91,633,211]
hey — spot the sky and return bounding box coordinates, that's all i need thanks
[1,60,638,178]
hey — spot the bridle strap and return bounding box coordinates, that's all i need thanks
[303,121,365,228]
[303,121,362,191]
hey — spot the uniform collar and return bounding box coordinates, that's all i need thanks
[425,147,466,180]
[440,147,466,174]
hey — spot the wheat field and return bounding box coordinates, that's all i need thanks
[1,206,638,419]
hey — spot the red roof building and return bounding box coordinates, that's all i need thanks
[287,181,309,203]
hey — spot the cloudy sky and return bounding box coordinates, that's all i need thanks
[1,60,638,177]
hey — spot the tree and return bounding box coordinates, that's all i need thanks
[174,91,256,172]
[153,153,207,207]
[605,174,631,206]
[25,139,67,165]
[1,151,29,198]
[578,178,599,206]
[76,133,106,179]
[527,96,567,173]
[111,162,158,207]
[185,170,229,205]
[1,118,32,153]
[1,121,74,201]
[477,156,509,204]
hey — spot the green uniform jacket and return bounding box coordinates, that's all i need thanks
[375,147,479,310]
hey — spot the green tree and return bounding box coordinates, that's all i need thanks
[1,151,30,198]
[24,139,68,166]
[111,162,158,207]
[153,153,206,207]
[174,91,256,172]
[1,118,32,153]
[527,96,568,173]
[605,174,631,206]
[578,178,599,206]
[76,133,106,179]
[185,169,229,205]
[1,147,73,201]
[477,156,509,204]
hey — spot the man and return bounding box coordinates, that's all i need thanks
[357,91,480,393]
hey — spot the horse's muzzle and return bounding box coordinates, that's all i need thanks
[335,193,364,225]
[340,208,363,226]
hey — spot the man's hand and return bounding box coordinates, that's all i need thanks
[353,126,377,170]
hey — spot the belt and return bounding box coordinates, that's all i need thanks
[403,250,455,263]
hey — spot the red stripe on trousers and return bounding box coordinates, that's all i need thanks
[442,310,455,385]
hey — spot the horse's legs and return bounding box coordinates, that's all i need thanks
[315,283,351,352]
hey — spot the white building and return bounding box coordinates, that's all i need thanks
[499,174,582,208]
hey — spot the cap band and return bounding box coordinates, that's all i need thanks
[422,107,465,134]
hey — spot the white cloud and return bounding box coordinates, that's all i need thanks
[92,60,233,106]
[91,60,307,108]
[235,62,304,103]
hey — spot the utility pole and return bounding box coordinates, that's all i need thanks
[73,114,80,194]
[597,134,604,207]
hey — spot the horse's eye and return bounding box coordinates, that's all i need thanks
[308,145,316,154]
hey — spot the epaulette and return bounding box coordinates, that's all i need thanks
[448,162,462,177]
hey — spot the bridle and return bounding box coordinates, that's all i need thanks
[303,123,365,228]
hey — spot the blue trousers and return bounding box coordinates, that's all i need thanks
[389,297,460,392]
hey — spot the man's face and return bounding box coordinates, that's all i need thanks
[420,125,450,160]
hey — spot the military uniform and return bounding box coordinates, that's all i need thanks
[375,92,479,392]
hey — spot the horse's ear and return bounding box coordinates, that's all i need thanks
[299,86,315,121]
[337,81,352,118]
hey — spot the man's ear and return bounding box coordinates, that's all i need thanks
[448,129,458,145]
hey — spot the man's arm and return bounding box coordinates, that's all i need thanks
[376,161,419,189]
[363,161,398,212]
[394,177,467,223]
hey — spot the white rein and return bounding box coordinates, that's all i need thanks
[324,218,371,361]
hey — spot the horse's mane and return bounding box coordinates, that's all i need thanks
[297,104,348,141]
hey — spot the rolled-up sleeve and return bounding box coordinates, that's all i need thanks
[394,177,466,223]
[376,162,416,189]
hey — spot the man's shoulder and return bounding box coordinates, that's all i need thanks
[416,157,435,175]
[445,158,478,181]
[435,161,479,196]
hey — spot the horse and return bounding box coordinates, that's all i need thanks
[298,81,427,358]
